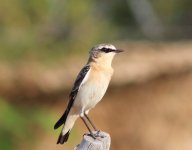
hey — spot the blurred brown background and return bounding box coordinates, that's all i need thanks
[0,0,192,150]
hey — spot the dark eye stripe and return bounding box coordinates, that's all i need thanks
[100,48,114,53]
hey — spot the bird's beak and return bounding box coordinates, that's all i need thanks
[115,49,124,53]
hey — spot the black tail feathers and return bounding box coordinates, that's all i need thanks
[57,130,70,144]
[54,110,68,130]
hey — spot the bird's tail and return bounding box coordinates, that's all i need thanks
[54,109,68,130]
[56,112,78,144]
[57,130,70,144]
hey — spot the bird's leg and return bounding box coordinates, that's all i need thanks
[80,116,96,139]
[84,113,101,137]
[84,113,98,131]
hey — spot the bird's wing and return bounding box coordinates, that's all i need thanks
[54,65,90,129]
[69,65,90,99]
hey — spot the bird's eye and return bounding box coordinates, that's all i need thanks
[101,48,111,53]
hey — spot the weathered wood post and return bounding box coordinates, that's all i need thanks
[74,131,111,150]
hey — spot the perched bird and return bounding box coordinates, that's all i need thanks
[54,44,123,144]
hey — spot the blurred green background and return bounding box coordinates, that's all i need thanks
[0,0,192,150]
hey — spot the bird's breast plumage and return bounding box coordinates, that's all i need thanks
[74,64,113,113]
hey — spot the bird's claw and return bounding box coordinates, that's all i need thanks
[94,130,102,137]
[87,133,97,139]
[85,130,104,139]
[96,130,100,135]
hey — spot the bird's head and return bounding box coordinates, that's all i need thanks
[89,44,123,64]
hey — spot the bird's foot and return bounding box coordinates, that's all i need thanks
[85,130,104,139]
[94,130,104,138]
[87,132,97,139]
[95,130,101,137]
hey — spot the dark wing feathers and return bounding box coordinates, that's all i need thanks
[70,65,90,98]
[54,65,90,129]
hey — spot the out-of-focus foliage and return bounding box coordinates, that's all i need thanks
[0,0,192,63]
[0,98,56,150]
[0,0,117,63]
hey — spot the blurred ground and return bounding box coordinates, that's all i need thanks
[94,72,192,150]
[0,41,192,101]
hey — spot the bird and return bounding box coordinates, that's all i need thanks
[54,44,123,144]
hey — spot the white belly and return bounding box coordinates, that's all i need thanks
[74,75,111,113]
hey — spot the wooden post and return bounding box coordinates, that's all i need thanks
[74,131,111,150]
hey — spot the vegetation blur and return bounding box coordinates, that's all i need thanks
[0,0,192,150]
